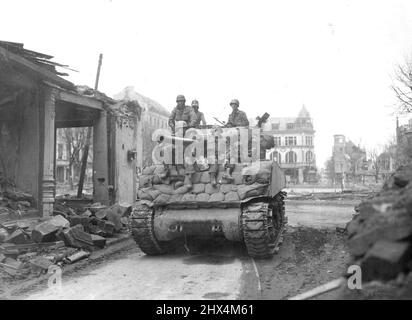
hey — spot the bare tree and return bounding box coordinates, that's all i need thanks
[368,148,380,183]
[392,57,412,114]
[324,157,336,185]
[58,127,90,189]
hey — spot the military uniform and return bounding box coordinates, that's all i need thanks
[168,106,197,130]
[226,109,249,127]
[193,110,206,127]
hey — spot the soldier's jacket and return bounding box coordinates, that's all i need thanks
[168,105,197,128]
[227,109,249,127]
[193,110,206,127]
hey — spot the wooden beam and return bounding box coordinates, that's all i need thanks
[57,91,104,110]
[0,46,73,89]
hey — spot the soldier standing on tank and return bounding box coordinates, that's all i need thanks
[219,99,250,182]
[168,95,197,132]
[167,95,198,189]
[191,99,206,127]
[226,99,249,127]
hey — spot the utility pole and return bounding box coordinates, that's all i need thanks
[77,54,103,198]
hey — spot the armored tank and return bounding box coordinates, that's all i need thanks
[130,125,287,258]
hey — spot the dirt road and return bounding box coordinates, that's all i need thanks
[6,201,356,300]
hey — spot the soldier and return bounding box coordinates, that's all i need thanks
[191,100,206,127]
[167,95,198,189]
[168,95,197,132]
[226,99,249,127]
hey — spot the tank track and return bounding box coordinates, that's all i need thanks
[241,191,286,259]
[130,203,166,255]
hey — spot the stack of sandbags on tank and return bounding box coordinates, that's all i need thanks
[137,161,272,206]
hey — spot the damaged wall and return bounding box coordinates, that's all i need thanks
[0,89,40,204]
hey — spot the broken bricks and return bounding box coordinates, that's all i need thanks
[361,240,412,282]
[31,221,60,243]
[61,225,94,249]
[91,234,106,248]
[5,229,30,245]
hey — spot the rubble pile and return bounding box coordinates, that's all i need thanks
[346,163,412,285]
[0,189,37,220]
[137,161,274,207]
[0,197,131,280]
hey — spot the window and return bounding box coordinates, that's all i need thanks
[305,136,313,146]
[306,151,313,163]
[57,144,64,160]
[274,136,281,146]
[286,151,297,163]
[285,136,297,146]
[271,151,281,163]
[286,123,295,130]
[271,123,280,130]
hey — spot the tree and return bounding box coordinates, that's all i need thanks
[392,57,412,114]
[368,148,380,183]
[58,127,91,189]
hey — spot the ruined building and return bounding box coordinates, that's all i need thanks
[114,87,170,170]
[250,105,317,184]
[0,41,142,216]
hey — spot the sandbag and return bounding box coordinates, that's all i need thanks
[181,193,196,202]
[139,175,153,188]
[169,194,183,203]
[256,168,271,184]
[137,189,152,201]
[175,186,191,194]
[175,181,184,188]
[196,193,210,202]
[192,184,205,194]
[168,166,179,176]
[142,166,156,175]
[205,183,220,195]
[147,189,161,200]
[152,175,162,185]
[153,194,171,205]
[225,191,240,201]
[192,172,202,184]
[220,184,236,194]
[209,192,225,202]
[237,183,268,200]
[200,171,211,184]
[153,184,176,195]
[232,173,244,185]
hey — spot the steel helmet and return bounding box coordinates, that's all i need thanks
[176,95,186,102]
[191,99,199,107]
[230,99,239,106]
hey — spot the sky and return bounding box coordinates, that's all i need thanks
[2,0,412,168]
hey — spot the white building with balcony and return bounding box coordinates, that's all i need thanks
[250,105,316,184]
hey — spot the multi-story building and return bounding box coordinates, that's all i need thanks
[250,105,316,184]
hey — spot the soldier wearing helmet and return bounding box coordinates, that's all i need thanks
[226,99,249,127]
[168,95,197,131]
[191,99,206,127]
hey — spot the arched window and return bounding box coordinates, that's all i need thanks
[270,151,281,163]
[306,151,313,163]
[286,151,297,163]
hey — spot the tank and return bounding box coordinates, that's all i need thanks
[130,125,287,258]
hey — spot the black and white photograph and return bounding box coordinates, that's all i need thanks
[1,0,412,305]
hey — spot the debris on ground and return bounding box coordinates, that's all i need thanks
[341,163,412,299]
[0,186,132,284]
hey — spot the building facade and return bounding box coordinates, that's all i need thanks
[114,87,170,169]
[251,106,316,184]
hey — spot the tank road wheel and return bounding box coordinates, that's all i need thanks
[130,203,166,255]
[241,192,286,259]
